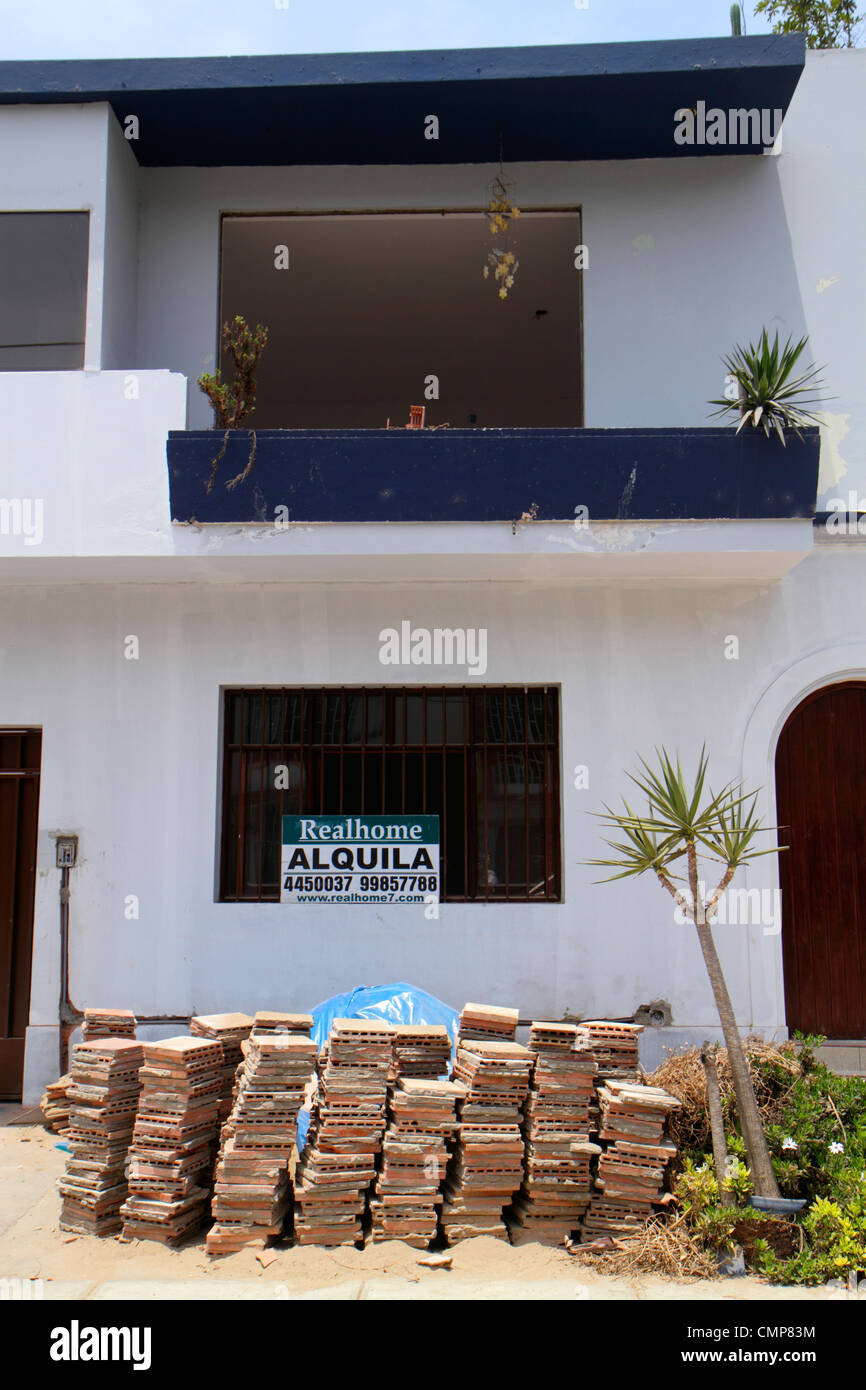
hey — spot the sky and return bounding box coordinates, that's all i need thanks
[0,0,774,61]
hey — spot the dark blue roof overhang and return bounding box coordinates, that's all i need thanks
[0,35,806,166]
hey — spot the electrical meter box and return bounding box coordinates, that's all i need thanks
[55,836,78,869]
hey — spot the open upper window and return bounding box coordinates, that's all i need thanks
[0,213,89,370]
[218,211,582,428]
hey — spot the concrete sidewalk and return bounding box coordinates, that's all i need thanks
[1,1115,834,1302]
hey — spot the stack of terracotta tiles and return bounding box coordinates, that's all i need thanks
[293,1019,394,1247]
[190,1013,254,1123]
[82,1007,137,1042]
[508,1022,601,1241]
[120,1036,222,1245]
[250,1010,314,1041]
[581,1020,642,1080]
[580,1020,642,1135]
[392,1024,452,1079]
[458,1002,519,1044]
[206,1031,318,1253]
[441,1038,533,1242]
[583,1081,680,1239]
[42,1074,72,1135]
[370,1077,464,1247]
[58,1038,144,1235]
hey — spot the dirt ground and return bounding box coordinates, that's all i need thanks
[0,1113,833,1301]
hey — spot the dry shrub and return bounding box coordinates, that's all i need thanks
[732,1215,800,1262]
[571,1215,719,1280]
[646,1037,803,1151]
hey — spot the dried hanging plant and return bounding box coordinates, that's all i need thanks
[197,315,269,429]
[483,172,520,300]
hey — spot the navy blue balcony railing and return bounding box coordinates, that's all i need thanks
[167,426,820,525]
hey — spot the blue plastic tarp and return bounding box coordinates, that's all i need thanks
[310,981,459,1051]
[296,982,459,1152]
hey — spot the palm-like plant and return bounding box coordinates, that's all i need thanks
[587,748,783,1198]
[708,328,827,445]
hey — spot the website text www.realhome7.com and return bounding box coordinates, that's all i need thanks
[295,892,427,904]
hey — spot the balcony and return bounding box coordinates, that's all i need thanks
[0,369,819,586]
[161,424,819,585]
[167,425,819,524]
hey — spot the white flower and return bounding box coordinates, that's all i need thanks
[782,1137,798,1151]
[829,1141,844,1155]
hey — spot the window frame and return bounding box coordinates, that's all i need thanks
[216,207,584,429]
[218,684,562,905]
[0,211,90,371]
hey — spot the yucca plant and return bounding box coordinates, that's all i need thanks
[708,328,827,445]
[587,748,784,1197]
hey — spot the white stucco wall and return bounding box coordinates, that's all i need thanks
[4,539,862,1099]
[774,51,866,505]
[0,103,114,370]
[135,156,807,433]
[0,370,186,559]
[101,112,140,370]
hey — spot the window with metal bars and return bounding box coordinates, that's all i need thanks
[219,686,561,903]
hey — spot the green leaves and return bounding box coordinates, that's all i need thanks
[708,328,828,445]
[587,747,783,888]
[586,798,678,882]
[701,782,782,869]
[754,0,863,49]
[677,1041,866,1284]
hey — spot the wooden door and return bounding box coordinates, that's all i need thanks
[775,684,866,1039]
[0,730,41,1099]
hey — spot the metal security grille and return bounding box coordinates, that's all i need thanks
[220,687,561,903]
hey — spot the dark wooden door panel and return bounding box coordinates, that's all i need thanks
[776,685,866,1039]
[0,729,41,1100]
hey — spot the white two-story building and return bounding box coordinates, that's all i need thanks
[1,35,865,1103]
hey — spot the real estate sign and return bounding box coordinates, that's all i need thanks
[280,814,440,905]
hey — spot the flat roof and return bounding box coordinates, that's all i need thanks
[0,36,806,165]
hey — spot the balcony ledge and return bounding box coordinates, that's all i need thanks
[167,425,819,525]
[0,518,814,587]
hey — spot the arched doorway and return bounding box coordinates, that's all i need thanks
[775,683,866,1039]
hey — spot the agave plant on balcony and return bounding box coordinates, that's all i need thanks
[708,328,827,445]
